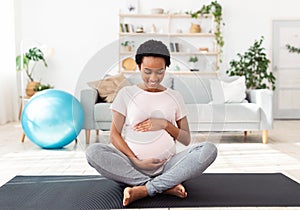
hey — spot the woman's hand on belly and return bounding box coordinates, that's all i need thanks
[134,118,167,132]
[129,156,166,171]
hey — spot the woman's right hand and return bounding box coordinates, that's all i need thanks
[129,157,166,171]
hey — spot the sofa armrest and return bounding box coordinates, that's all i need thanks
[80,88,98,129]
[246,89,273,129]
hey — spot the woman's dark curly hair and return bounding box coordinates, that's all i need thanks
[135,40,171,67]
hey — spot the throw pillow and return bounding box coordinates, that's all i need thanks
[210,76,246,104]
[87,73,131,103]
[87,80,99,89]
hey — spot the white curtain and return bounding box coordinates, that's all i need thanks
[0,0,18,124]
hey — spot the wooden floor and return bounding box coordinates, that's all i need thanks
[0,120,300,210]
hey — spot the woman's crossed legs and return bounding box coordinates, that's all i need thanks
[86,141,217,206]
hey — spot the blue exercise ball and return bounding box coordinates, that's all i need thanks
[21,89,84,149]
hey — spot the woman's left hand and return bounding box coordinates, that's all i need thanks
[134,118,167,132]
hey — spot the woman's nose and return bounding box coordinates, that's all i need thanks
[150,73,158,81]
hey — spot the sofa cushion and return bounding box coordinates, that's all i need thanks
[173,75,214,104]
[88,73,131,103]
[99,74,131,103]
[186,103,260,123]
[94,103,113,122]
[94,103,260,123]
[210,76,246,104]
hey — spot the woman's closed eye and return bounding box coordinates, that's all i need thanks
[144,69,165,75]
[156,70,165,75]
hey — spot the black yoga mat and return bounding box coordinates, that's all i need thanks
[0,173,300,209]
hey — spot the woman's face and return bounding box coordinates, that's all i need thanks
[139,56,166,90]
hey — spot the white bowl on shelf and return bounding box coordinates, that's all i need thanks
[151,8,164,14]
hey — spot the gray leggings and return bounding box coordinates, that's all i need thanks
[86,142,217,196]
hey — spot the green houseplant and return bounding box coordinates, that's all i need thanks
[226,36,276,90]
[188,56,198,63]
[188,56,198,70]
[121,41,134,52]
[16,47,52,96]
[286,44,300,54]
[186,0,225,65]
[16,47,48,82]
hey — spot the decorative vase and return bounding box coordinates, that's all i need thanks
[190,23,201,33]
[124,45,132,52]
[26,81,40,97]
[189,62,197,70]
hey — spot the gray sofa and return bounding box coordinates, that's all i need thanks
[80,74,273,144]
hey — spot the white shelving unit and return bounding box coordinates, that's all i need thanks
[118,13,220,75]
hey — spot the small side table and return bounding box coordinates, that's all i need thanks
[19,96,30,143]
[18,96,31,121]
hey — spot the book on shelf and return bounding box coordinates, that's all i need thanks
[169,42,180,52]
[170,42,175,52]
[120,23,135,33]
[175,43,180,52]
[120,23,125,33]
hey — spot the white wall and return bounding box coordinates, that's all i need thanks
[15,0,300,94]
[0,0,18,124]
[221,0,300,76]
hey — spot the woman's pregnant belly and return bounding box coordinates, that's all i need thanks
[126,130,176,160]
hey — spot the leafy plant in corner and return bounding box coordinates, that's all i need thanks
[186,0,225,65]
[286,44,300,54]
[226,36,276,90]
[16,47,48,82]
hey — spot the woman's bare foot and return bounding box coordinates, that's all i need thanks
[123,186,148,206]
[163,184,187,198]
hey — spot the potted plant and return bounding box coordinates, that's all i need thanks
[188,56,198,70]
[121,41,134,52]
[226,36,276,90]
[286,44,300,54]
[186,0,225,66]
[34,83,54,92]
[16,47,51,96]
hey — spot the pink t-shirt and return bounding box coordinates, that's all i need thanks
[111,85,188,173]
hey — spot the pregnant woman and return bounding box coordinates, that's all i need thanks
[86,39,218,206]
